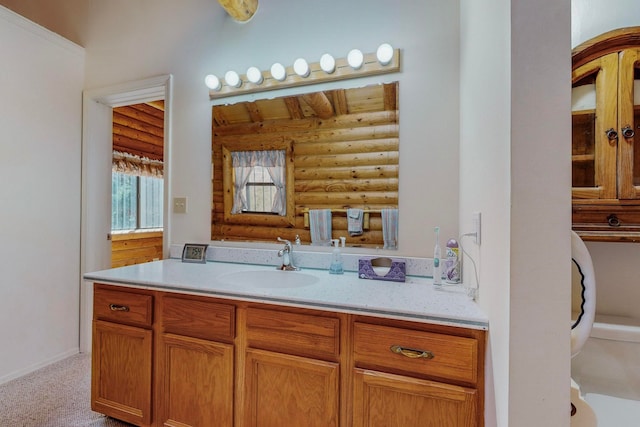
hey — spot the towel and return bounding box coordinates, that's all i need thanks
[347,208,364,236]
[309,209,332,246]
[381,208,398,249]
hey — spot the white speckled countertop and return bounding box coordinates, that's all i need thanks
[84,259,488,330]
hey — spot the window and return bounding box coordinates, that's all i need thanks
[112,172,163,231]
[244,166,277,213]
[229,149,286,215]
[222,141,295,227]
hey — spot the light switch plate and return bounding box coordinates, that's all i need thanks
[173,197,187,214]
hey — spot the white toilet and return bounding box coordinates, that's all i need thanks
[570,231,597,427]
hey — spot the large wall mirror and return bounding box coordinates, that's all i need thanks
[211,81,399,249]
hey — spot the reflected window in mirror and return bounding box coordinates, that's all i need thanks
[230,150,286,215]
[222,141,295,228]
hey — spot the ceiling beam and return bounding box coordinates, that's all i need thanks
[217,0,258,22]
[301,92,335,119]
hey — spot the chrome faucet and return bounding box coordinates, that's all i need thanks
[277,237,299,271]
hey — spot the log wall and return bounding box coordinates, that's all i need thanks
[211,107,399,248]
[111,231,164,268]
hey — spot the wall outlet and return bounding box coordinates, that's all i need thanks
[173,197,187,214]
[472,212,481,245]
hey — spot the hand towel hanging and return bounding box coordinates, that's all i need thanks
[347,208,364,236]
[309,209,332,246]
[381,208,398,249]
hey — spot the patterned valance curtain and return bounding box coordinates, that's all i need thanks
[112,151,163,178]
[230,150,286,215]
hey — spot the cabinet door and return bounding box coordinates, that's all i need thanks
[572,52,619,200]
[617,48,640,199]
[158,333,234,427]
[92,320,153,426]
[353,369,477,427]
[244,348,339,427]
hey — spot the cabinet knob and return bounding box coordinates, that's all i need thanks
[622,125,635,139]
[390,345,434,360]
[607,214,621,227]
[605,128,618,141]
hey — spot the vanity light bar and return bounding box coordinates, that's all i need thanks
[206,46,400,100]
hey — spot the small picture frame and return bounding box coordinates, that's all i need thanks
[181,243,209,263]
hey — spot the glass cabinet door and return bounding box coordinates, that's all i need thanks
[617,48,640,199]
[572,52,618,200]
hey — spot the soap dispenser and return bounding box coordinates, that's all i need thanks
[329,239,344,275]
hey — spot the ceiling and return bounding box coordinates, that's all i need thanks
[0,0,255,46]
[113,101,164,161]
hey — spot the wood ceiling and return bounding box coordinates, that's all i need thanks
[112,101,164,161]
[212,83,397,127]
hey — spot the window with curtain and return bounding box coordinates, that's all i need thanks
[230,150,286,216]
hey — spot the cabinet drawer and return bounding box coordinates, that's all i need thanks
[246,307,340,361]
[353,322,478,385]
[93,285,153,328]
[573,204,640,230]
[161,295,235,342]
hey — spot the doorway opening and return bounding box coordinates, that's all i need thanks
[110,101,165,267]
[80,74,172,353]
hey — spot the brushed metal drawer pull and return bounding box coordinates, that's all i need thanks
[390,345,434,360]
[109,304,130,312]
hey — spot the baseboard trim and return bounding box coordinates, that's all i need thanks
[0,347,80,386]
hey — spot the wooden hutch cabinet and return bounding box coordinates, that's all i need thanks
[572,27,640,241]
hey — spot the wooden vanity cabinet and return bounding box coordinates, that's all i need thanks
[572,27,640,241]
[352,319,484,427]
[242,307,342,427]
[156,294,235,427]
[91,285,154,426]
[91,283,485,427]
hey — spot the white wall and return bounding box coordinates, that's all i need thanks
[0,6,84,382]
[461,0,571,426]
[571,0,640,322]
[82,0,461,257]
[459,2,511,425]
[572,0,640,47]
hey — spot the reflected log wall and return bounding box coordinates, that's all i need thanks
[211,110,399,248]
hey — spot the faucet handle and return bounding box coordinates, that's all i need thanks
[277,237,291,246]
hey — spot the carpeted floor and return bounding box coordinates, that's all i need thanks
[0,353,133,427]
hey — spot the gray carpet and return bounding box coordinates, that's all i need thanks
[0,353,133,427]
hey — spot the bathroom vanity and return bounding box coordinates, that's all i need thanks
[85,260,487,427]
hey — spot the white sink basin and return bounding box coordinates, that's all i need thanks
[216,269,319,289]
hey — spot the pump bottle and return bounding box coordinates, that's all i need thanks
[329,239,344,274]
[433,227,442,286]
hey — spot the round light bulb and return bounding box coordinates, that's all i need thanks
[347,48,364,69]
[270,62,286,81]
[376,43,394,65]
[224,70,241,88]
[246,66,263,84]
[319,53,335,73]
[204,74,221,91]
[293,58,310,77]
